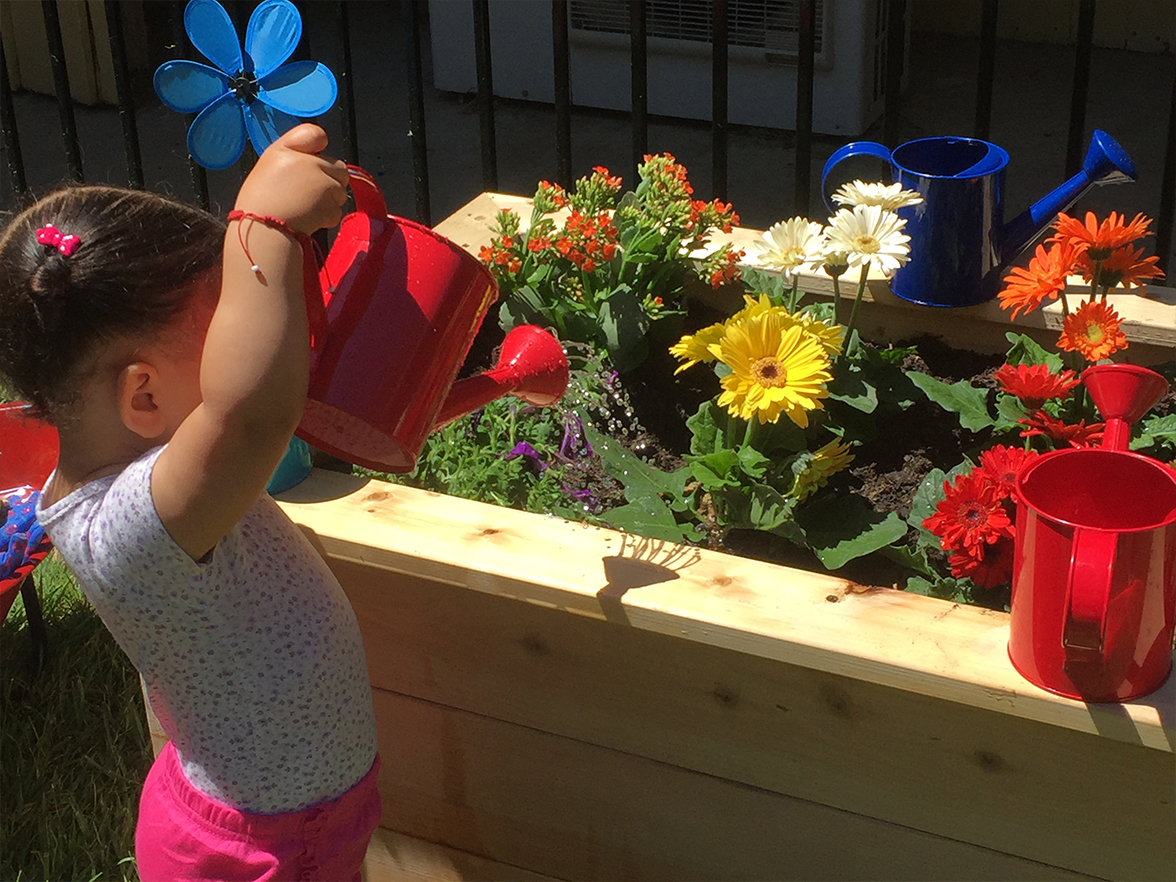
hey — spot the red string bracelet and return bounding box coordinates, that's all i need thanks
[227,210,311,277]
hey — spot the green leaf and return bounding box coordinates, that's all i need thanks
[746,483,798,532]
[1005,332,1063,372]
[907,372,995,432]
[739,267,786,302]
[585,424,679,498]
[796,493,910,570]
[602,499,697,544]
[598,286,650,371]
[737,445,772,479]
[687,449,743,490]
[905,575,973,603]
[1131,414,1176,453]
[686,401,725,455]
[878,543,939,580]
[828,365,878,413]
[994,393,1030,432]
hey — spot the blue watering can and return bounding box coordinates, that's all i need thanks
[821,130,1136,307]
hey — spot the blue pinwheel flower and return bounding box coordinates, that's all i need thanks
[154,0,337,170]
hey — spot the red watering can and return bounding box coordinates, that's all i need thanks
[1009,364,1176,702]
[0,402,59,493]
[295,166,569,473]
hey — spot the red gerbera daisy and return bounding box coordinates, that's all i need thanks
[948,539,1015,590]
[1018,411,1105,448]
[923,471,1014,554]
[1051,211,1153,261]
[992,363,1080,410]
[975,445,1040,500]
[997,240,1077,320]
[1058,299,1129,362]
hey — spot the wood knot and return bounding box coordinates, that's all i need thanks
[711,684,739,707]
[520,634,550,657]
[361,491,390,503]
[711,575,732,587]
[973,749,1006,773]
[820,684,853,719]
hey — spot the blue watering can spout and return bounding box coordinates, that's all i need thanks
[998,129,1136,269]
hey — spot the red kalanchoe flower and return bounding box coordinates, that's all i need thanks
[1019,411,1105,447]
[975,444,1039,500]
[923,471,1015,555]
[993,363,1080,410]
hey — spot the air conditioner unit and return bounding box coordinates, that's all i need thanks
[428,0,910,136]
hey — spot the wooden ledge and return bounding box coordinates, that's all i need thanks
[278,469,1174,754]
[435,192,1176,365]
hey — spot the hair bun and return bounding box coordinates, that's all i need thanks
[27,251,71,330]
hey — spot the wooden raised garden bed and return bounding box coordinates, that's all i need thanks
[146,197,1176,881]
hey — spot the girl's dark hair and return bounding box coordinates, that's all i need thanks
[0,185,224,423]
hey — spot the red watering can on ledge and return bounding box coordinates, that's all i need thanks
[1009,364,1176,702]
[296,166,569,473]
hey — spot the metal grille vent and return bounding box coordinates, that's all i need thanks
[569,0,825,56]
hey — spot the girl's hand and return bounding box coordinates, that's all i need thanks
[233,124,350,234]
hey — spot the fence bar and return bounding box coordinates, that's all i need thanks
[404,0,431,224]
[1065,0,1096,177]
[711,0,728,200]
[0,41,26,198]
[630,0,648,183]
[1155,71,1176,278]
[41,0,83,181]
[552,0,572,188]
[104,0,144,188]
[169,0,210,209]
[335,0,360,166]
[973,0,998,140]
[882,0,905,148]
[473,0,498,191]
[793,0,816,217]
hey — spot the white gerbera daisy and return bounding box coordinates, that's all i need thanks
[824,204,911,277]
[754,217,826,279]
[831,179,923,211]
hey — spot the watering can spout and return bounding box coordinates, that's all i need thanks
[998,129,1136,268]
[433,325,571,430]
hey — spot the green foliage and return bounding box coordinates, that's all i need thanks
[482,158,741,371]
[1,555,147,881]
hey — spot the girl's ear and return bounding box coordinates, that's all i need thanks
[116,362,169,440]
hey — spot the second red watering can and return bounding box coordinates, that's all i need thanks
[1009,364,1176,702]
[295,166,569,473]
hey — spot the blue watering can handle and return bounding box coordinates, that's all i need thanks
[821,141,892,214]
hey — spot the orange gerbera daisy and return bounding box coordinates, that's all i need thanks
[1079,243,1165,290]
[998,240,1077,319]
[1057,299,1129,362]
[992,363,1079,410]
[1051,211,1153,260]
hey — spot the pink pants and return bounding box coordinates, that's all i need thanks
[136,742,382,882]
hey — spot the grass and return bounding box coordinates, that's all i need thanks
[1,553,149,882]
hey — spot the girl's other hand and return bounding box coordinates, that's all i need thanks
[233,124,350,235]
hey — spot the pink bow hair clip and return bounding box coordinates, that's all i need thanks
[35,224,81,257]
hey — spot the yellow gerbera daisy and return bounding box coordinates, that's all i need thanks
[668,322,725,373]
[793,439,855,500]
[797,314,845,357]
[716,311,832,427]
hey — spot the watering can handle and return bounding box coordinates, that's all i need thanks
[820,141,892,214]
[1062,527,1115,664]
[345,165,388,218]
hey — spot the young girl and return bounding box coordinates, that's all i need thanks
[0,125,381,881]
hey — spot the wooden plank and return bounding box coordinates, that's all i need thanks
[334,557,1175,882]
[433,192,1176,365]
[371,688,1096,882]
[363,826,562,882]
[276,473,1174,755]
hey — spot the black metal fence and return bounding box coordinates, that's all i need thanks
[2,0,1174,275]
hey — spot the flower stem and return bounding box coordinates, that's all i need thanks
[843,262,871,356]
[788,276,801,313]
[742,416,762,450]
[831,274,842,326]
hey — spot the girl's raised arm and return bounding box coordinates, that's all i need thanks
[151,124,349,560]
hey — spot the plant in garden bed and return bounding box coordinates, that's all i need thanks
[908,210,1174,604]
[479,155,743,371]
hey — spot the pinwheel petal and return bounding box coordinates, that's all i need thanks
[184,0,243,75]
[245,0,302,78]
[259,61,337,117]
[188,92,247,169]
[153,60,229,114]
[244,101,302,156]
